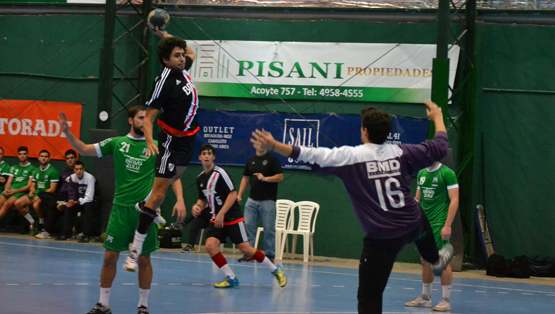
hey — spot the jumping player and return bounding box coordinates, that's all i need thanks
[124,28,199,272]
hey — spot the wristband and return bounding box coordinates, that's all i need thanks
[272,142,278,151]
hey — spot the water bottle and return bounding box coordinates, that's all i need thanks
[71,226,77,239]
[29,223,34,236]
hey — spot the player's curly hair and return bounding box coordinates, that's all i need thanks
[157,36,187,67]
[360,107,392,144]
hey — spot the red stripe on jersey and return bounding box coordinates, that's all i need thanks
[210,217,245,225]
[158,120,199,136]
[183,72,199,130]
[207,171,219,214]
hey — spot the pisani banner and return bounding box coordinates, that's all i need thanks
[188,41,460,103]
[191,110,429,170]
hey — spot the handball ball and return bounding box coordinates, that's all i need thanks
[147,9,170,31]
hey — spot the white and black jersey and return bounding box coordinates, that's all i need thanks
[197,166,243,224]
[147,60,199,136]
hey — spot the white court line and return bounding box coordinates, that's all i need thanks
[2,240,555,296]
[168,283,181,285]
[522,293,533,295]
[475,290,486,293]
[332,285,345,288]
[30,283,42,286]
[498,292,508,294]
[403,287,415,290]
[53,283,65,286]
[122,283,135,285]
[76,283,89,285]
[192,283,204,286]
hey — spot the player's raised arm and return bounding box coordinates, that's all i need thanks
[425,100,446,134]
[143,107,160,157]
[251,129,293,158]
[58,110,97,156]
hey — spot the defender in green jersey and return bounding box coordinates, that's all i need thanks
[58,106,185,314]
[0,147,10,191]
[0,146,36,229]
[15,149,59,232]
[405,162,459,312]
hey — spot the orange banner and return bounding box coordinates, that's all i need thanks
[0,100,82,160]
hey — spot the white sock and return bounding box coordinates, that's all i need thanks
[442,285,452,301]
[138,288,149,308]
[99,288,111,308]
[39,217,45,224]
[260,257,277,273]
[220,264,235,279]
[422,282,433,299]
[24,213,34,224]
[130,231,147,255]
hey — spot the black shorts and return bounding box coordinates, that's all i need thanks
[206,220,249,245]
[155,130,196,178]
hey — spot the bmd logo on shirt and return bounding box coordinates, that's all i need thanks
[282,119,319,148]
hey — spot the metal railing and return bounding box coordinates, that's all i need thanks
[149,0,555,10]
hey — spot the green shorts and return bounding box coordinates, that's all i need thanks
[431,224,450,250]
[103,204,159,255]
[1,192,31,200]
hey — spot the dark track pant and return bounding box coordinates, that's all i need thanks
[61,201,99,237]
[184,208,211,245]
[357,214,439,314]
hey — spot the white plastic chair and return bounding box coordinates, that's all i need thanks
[278,201,320,262]
[254,199,295,260]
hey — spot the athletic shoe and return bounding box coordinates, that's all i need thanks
[214,275,239,288]
[433,299,451,312]
[35,230,51,239]
[170,221,186,230]
[78,236,90,243]
[431,243,454,276]
[56,234,69,241]
[238,254,254,262]
[181,244,195,253]
[153,208,166,227]
[272,265,287,287]
[57,201,67,212]
[137,305,149,314]
[405,296,432,308]
[87,302,112,314]
[123,249,140,272]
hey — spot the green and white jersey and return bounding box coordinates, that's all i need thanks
[416,163,459,227]
[8,162,36,191]
[94,134,156,206]
[0,161,11,189]
[33,164,60,194]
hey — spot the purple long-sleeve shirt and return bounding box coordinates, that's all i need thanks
[290,132,449,239]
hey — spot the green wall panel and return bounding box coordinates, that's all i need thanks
[1,12,468,262]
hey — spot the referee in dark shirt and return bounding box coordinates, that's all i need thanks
[237,146,283,262]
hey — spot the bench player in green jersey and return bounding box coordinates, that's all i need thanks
[15,149,59,232]
[0,146,37,229]
[405,162,459,312]
[0,147,11,191]
[58,105,184,314]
